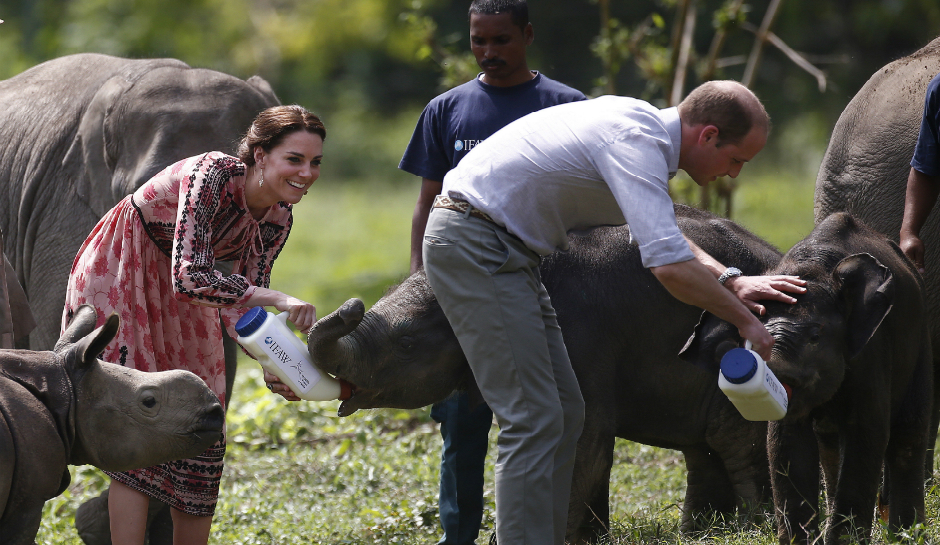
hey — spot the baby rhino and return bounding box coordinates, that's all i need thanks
[682,212,933,545]
[0,305,224,545]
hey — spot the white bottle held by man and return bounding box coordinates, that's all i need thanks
[236,307,351,401]
[718,340,790,421]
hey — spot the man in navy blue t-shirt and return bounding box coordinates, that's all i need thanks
[398,1,584,543]
[900,72,940,273]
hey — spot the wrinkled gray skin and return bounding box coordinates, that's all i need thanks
[308,204,783,543]
[681,213,933,545]
[815,37,940,407]
[0,53,279,352]
[0,305,224,545]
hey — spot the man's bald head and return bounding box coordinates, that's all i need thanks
[678,80,770,146]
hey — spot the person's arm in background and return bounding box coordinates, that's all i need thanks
[410,178,443,274]
[900,167,940,273]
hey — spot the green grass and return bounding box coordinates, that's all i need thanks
[35,173,939,544]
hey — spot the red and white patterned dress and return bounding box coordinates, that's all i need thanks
[62,151,292,516]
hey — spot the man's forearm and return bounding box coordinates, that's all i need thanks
[901,167,940,239]
[684,236,725,279]
[410,178,443,274]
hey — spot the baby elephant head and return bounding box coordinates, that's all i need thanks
[681,253,895,420]
[59,305,225,471]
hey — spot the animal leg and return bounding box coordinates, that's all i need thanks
[565,427,614,544]
[884,353,931,531]
[681,447,736,532]
[825,426,887,544]
[769,421,820,545]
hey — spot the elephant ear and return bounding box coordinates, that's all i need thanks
[246,75,280,105]
[62,76,131,217]
[678,311,739,373]
[834,253,894,359]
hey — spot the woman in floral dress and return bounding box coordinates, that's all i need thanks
[62,105,325,544]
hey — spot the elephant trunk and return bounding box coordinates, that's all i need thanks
[308,298,365,380]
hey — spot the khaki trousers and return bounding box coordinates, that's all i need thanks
[423,207,584,545]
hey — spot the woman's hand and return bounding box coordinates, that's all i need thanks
[246,287,317,333]
[263,370,301,401]
[272,296,317,334]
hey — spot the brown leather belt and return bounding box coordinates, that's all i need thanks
[433,195,496,224]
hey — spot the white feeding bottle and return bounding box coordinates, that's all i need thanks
[718,340,789,421]
[235,307,352,401]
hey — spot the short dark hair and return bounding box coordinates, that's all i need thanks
[469,0,529,30]
[237,105,326,166]
[678,81,770,146]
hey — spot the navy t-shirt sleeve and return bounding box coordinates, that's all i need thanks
[400,102,452,181]
[912,73,940,177]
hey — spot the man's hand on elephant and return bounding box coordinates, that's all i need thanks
[263,370,301,401]
[724,275,806,315]
[900,233,926,274]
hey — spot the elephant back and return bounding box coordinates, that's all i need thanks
[814,37,940,234]
[0,54,189,182]
[0,53,280,350]
[813,37,940,358]
[0,54,190,272]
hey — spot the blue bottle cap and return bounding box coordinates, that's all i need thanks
[720,348,758,384]
[235,306,268,337]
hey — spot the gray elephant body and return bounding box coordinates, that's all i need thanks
[683,213,933,545]
[0,53,279,350]
[815,36,940,350]
[307,204,782,542]
[0,306,224,545]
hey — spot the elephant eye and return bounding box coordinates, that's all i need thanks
[142,396,157,408]
[807,324,822,343]
[398,335,415,350]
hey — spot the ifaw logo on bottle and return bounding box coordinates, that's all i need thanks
[264,336,311,389]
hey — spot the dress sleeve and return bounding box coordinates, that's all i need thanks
[172,154,254,308]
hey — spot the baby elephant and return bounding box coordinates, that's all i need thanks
[682,212,933,545]
[0,305,224,545]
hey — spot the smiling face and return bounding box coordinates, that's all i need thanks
[252,130,324,208]
[469,11,534,87]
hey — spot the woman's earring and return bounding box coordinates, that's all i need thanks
[259,168,264,187]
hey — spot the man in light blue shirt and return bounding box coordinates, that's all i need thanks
[423,80,806,545]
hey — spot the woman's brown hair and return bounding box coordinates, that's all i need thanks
[237,105,326,166]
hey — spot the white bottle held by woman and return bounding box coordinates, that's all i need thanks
[718,340,790,421]
[235,307,351,401]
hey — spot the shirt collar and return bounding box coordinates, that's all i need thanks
[659,106,681,178]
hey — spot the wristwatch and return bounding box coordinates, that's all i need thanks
[718,266,743,285]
